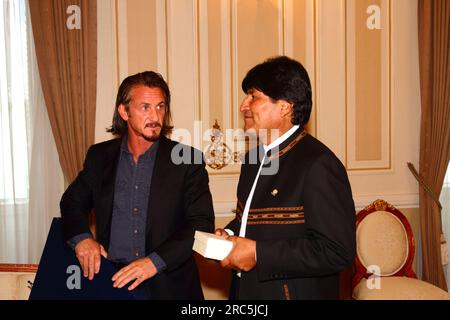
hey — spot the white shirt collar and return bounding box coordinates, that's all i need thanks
[263,125,300,152]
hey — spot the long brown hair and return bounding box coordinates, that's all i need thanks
[107,71,173,136]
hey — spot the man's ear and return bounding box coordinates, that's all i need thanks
[117,104,129,121]
[279,101,293,119]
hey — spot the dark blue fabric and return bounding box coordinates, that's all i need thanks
[30,218,144,300]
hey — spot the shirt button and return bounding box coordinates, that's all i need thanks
[135,185,138,190]
[134,229,138,234]
[133,208,138,212]
[135,252,139,257]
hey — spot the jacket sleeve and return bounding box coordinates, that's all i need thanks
[60,146,96,243]
[256,152,356,280]
[225,216,241,235]
[154,150,215,272]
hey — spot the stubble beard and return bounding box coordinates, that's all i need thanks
[143,122,162,142]
[143,132,160,142]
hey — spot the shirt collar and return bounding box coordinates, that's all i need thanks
[263,125,300,152]
[120,133,160,160]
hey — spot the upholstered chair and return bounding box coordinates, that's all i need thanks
[352,199,450,300]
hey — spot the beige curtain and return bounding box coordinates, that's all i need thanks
[418,0,450,290]
[28,0,97,182]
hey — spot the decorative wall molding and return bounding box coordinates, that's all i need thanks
[95,0,118,143]
[315,0,347,162]
[353,193,418,210]
[116,0,128,83]
[156,0,168,80]
[346,0,391,170]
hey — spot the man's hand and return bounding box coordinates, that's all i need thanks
[220,236,256,272]
[112,257,157,291]
[74,238,108,280]
[214,228,230,239]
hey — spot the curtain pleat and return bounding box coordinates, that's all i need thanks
[28,0,97,182]
[418,0,450,291]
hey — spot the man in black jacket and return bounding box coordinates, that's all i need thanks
[216,56,356,299]
[60,71,214,299]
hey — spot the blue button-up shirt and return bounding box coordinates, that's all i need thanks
[68,135,166,272]
[108,136,158,263]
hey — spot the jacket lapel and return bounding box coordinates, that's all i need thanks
[145,136,172,244]
[97,139,121,245]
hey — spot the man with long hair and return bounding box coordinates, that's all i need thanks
[60,71,214,299]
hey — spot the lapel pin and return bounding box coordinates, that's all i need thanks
[271,189,278,196]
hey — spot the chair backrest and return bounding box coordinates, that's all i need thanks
[352,199,416,289]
